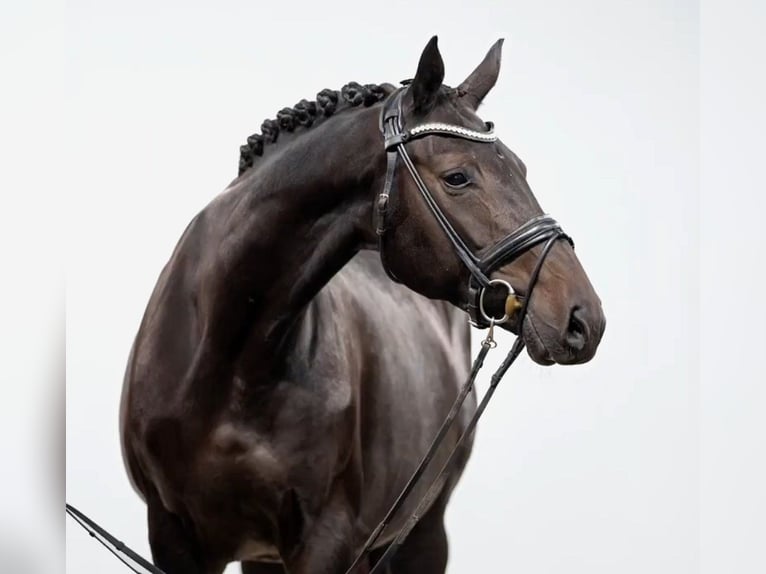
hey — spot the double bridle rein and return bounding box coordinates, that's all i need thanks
[345,87,574,573]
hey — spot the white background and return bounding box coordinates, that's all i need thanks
[1,1,763,573]
[65,1,697,572]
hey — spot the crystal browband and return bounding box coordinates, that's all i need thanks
[408,122,497,142]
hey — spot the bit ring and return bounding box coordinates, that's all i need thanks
[479,279,514,325]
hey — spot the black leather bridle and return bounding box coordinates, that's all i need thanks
[345,87,575,574]
[375,86,572,329]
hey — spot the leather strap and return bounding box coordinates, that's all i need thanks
[478,215,572,274]
[376,146,401,283]
[467,216,573,328]
[366,234,562,574]
[376,89,491,288]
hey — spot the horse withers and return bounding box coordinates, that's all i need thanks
[120,37,605,574]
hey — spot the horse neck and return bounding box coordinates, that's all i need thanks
[199,104,383,366]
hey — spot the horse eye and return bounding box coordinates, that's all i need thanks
[443,172,469,188]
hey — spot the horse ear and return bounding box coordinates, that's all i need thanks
[410,36,445,114]
[458,39,504,109]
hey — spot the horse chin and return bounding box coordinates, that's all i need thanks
[521,318,556,366]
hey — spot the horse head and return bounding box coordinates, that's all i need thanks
[376,37,605,365]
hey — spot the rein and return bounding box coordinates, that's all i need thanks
[66,503,165,573]
[344,87,573,573]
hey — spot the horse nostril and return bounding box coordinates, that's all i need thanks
[565,306,588,351]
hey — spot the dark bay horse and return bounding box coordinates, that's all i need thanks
[120,37,605,574]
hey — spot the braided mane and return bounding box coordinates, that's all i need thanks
[238,82,391,176]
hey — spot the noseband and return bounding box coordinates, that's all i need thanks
[375,87,573,329]
[345,87,575,574]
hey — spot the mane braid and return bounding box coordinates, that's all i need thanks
[237,82,389,176]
